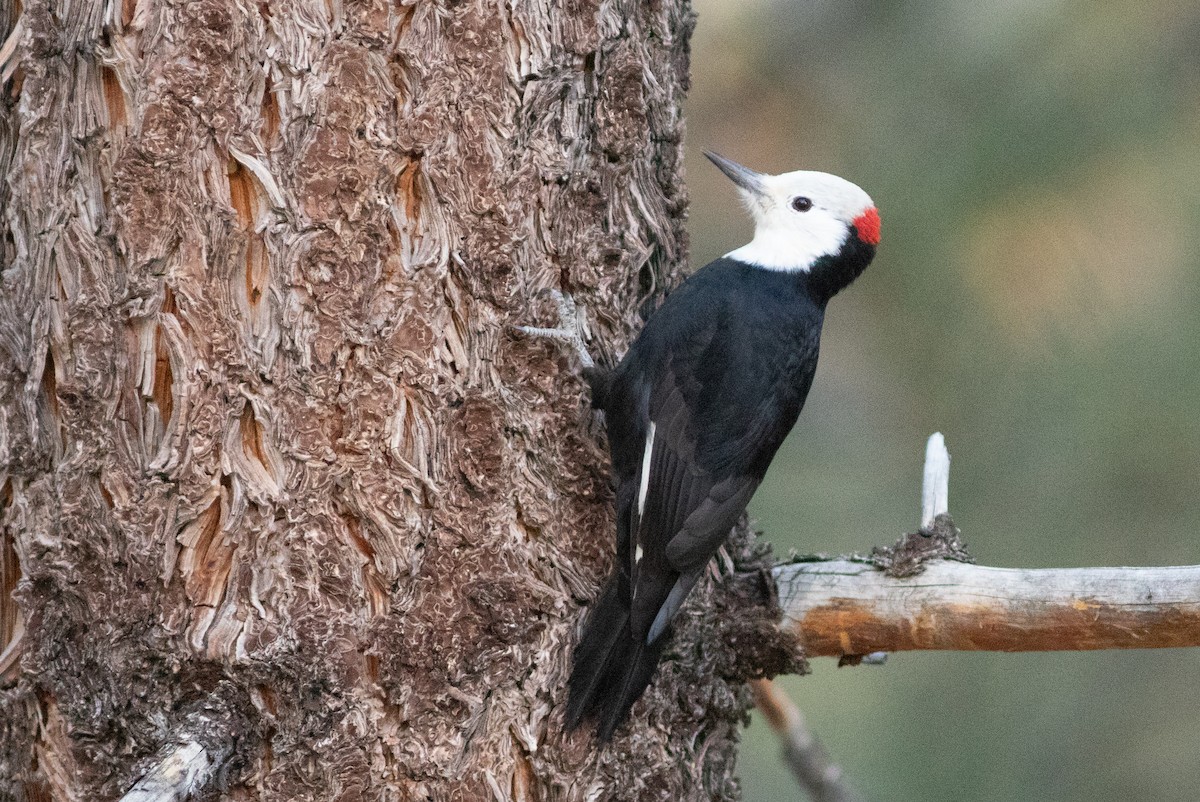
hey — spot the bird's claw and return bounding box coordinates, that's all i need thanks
[514,289,595,368]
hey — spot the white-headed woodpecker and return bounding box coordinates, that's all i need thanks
[528,153,880,741]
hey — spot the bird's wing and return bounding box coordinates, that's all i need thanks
[642,375,762,570]
[625,345,773,642]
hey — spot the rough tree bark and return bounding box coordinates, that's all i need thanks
[0,1,796,799]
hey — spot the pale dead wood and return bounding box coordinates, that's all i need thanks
[919,432,949,531]
[776,559,1200,657]
[0,16,22,84]
[119,741,213,802]
[0,491,20,683]
[750,679,863,802]
[0,617,22,683]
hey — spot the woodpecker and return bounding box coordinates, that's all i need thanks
[522,152,880,742]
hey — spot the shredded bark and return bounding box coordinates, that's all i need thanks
[702,519,809,682]
[0,0,768,799]
[870,513,974,579]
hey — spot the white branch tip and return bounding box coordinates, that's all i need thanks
[920,432,950,530]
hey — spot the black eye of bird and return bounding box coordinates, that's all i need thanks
[790,196,813,212]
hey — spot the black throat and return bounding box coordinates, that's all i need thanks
[804,236,877,306]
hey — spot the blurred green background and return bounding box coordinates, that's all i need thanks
[683,1,1200,799]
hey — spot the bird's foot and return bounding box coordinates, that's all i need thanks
[514,289,595,368]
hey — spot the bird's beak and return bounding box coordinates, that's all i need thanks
[704,151,766,197]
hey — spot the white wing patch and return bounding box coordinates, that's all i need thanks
[637,422,656,518]
[631,422,655,583]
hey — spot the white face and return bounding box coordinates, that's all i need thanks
[721,167,878,272]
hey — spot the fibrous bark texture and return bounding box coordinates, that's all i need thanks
[0,1,786,799]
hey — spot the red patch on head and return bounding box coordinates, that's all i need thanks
[853,207,881,246]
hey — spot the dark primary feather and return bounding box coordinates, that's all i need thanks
[567,258,828,739]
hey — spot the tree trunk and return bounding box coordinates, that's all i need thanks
[0,1,792,799]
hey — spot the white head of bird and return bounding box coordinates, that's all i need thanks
[705,152,880,272]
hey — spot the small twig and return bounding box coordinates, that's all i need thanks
[228,145,288,210]
[0,616,24,682]
[750,679,864,802]
[120,708,236,802]
[120,739,214,802]
[1,16,24,84]
[920,432,949,532]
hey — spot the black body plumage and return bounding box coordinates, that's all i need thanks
[566,228,876,741]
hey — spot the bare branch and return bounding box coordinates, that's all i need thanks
[773,433,1200,657]
[750,679,864,802]
[775,559,1200,657]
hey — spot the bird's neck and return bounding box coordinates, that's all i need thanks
[724,224,840,274]
[726,233,876,305]
[805,236,876,304]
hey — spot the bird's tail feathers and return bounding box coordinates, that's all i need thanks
[565,576,666,741]
[594,634,664,742]
[565,578,626,729]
